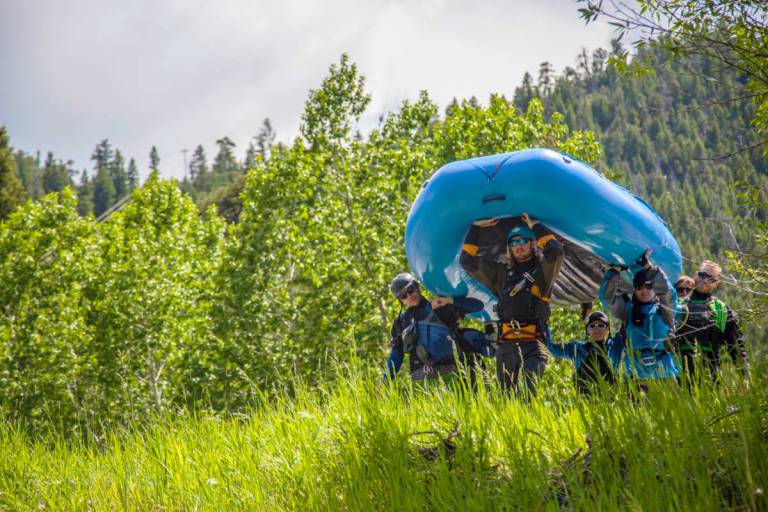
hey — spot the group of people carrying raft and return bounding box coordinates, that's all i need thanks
[385,214,749,396]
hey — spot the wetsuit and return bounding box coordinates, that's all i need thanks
[385,296,484,381]
[547,332,624,395]
[600,266,679,380]
[677,290,748,380]
[460,220,564,396]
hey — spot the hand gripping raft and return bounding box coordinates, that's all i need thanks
[404,148,682,320]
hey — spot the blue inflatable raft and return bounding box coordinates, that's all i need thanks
[404,148,682,319]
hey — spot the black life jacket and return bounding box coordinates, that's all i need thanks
[496,259,550,328]
[575,342,615,394]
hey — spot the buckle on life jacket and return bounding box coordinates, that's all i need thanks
[499,321,542,342]
[634,349,665,367]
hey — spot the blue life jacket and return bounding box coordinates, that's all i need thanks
[414,303,456,363]
[623,300,678,379]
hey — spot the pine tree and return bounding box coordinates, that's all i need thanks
[538,62,556,96]
[0,127,26,219]
[93,165,115,217]
[243,142,258,172]
[256,118,276,160]
[212,137,237,186]
[91,140,114,174]
[514,72,538,112]
[41,152,71,193]
[149,146,160,172]
[127,158,139,191]
[111,149,128,199]
[189,145,209,190]
[76,170,95,215]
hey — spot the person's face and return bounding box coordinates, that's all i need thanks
[587,320,609,342]
[695,267,720,294]
[508,237,534,262]
[398,284,421,307]
[675,282,693,298]
[634,282,656,303]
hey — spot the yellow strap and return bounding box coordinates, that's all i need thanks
[529,284,551,302]
[462,243,479,256]
[537,234,555,249]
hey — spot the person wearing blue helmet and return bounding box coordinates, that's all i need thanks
[460,213,564,397]
[599,250,679,382]
[384,273,485,382]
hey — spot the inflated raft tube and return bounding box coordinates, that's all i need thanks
[404,148,682,320]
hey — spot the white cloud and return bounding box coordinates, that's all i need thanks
[0,0,614,180]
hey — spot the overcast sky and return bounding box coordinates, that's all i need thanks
[0,0,615,181]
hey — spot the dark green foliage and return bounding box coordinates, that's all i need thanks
[41,152,72,194]
[111,149,128,199]
[149,146,160,171]
[211,137,238,188]
[127,157,139,191]
[0,127,26,219]
[92,165,115,217]
[76,170,94,216]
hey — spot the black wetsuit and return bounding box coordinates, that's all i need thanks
[676,290,748,380]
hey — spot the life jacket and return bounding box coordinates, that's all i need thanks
[401,302,456,365]
[496,264,550,340]
[686,296,727,332]
[574,342,615,393]
[625,299,669,352]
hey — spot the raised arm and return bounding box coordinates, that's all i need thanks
[531,222,564,298]
[451,296,484,314]
[460,222,508,296]
[645,265,677,329]
[599,269,630,322]
[606,330,626,370]
[546,338,581,361]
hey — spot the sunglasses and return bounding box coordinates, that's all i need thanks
[398,285,417,300]
[508,237,532,248]
[697,271,718,283]
[588,322,608,329]
[676,286,692,294]
[634,283,653,290]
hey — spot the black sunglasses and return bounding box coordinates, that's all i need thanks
[588,322,608,329]
[676,286,692,294]
[634,283,653,290]
[398,285,417,300]
[697,271,718,282]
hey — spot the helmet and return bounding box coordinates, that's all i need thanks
[390,273,419,299]
[586,311,609,325]
[507,225,535,242]
[633,268,652,288]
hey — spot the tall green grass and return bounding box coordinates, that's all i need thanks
[0,362,765,511]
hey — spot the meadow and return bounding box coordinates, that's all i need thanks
[1,362,765,511]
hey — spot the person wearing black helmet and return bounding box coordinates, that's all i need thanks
[460,212,564,397]
[384,273,484,382]
[599,250,679,382]
[547,310,624,395]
